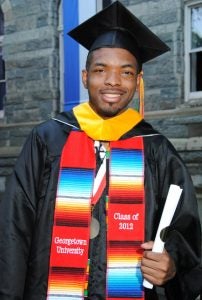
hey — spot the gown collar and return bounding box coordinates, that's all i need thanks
[73,102,142,141]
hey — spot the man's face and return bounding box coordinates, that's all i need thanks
[82,48,139,119]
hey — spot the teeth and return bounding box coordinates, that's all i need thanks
[104,94,120,98]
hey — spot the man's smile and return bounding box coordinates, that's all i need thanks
[100,89,126,103]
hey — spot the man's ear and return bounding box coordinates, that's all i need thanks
[82,70,88,89]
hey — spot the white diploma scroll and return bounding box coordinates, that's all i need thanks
[143,184,183,289]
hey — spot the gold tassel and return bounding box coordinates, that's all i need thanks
[138,71,144,117]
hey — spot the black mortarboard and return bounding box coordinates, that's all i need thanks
[68,0,170,67]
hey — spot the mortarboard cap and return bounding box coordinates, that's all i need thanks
[68,0,170,67]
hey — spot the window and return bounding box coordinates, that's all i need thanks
[0,8,5,118]
[185,1,202,102]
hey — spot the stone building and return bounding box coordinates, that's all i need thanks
[0,0,202,225]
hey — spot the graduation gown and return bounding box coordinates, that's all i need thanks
[0,109,201,300]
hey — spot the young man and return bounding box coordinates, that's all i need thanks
[0,1,201,300]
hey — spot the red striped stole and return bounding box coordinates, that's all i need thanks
[107,138,145,300]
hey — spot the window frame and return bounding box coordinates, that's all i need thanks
[184,0,202,103]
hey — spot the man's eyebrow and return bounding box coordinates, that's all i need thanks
[93,62,106,67]
[92,63,136,68]
[121,64,136,68]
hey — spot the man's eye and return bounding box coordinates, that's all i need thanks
[123,71,134,76]
[94,69,104,73]
[122,71,136,78]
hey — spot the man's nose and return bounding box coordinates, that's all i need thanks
[104,71,121,86]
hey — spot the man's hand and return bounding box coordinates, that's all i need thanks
[141,241,176,286]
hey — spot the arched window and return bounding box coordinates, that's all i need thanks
[0,8,5,118]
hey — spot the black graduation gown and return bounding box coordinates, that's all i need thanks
[0,110,201,300]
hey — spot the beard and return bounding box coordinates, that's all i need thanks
[88,94,131,119]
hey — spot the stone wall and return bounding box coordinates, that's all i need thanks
[0,0,60,196]
[1,0,60,124]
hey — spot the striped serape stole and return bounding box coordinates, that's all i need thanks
[47,130,95,300]
[107,136,145,300]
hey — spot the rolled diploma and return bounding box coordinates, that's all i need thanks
[143,184,183,289]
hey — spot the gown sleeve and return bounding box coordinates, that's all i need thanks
[150,136,202,300]
[0,128,47,299]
